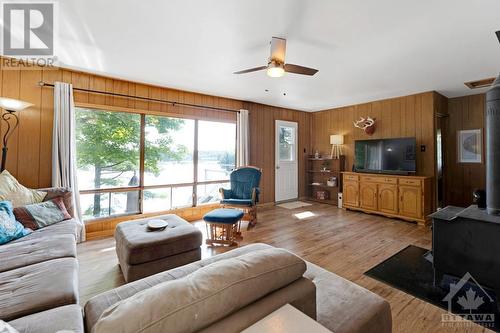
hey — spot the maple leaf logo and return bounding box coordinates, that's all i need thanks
[457,288,484,311]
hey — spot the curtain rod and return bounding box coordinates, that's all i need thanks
[38,81,240,114]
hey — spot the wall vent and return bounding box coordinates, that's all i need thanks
[465,78,496,89]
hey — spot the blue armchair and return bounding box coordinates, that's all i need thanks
[219,166,262,228]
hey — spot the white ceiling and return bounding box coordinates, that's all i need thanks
[57,0,500,112]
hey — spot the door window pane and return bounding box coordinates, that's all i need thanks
[80,191,140,220]
[279,126,295,161]
[143,188,172,213]
[75,108,141,190]
[144,116,194,185]
[198,121,236,181]
[197,182,229,205]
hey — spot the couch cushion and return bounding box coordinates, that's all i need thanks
[13,197,72,230]
[221,199,253,207]
[115,214,202,265]
[0,171,46,208]
[0,321,18,333]
[0,201,30,245]
[38,187,74,218]
[304,262,392,333]
[8,305,83,333]
[0,234,76,273]
[84,243,272,330]
[10,219,78,243]
[93,248,306,333]
[199,278,316,333]
[0,257,78,321]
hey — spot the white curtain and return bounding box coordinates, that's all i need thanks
[52,82,85,242]
[236,109,250,167]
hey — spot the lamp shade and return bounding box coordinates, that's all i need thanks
[330,134,344,145]
[0,97,33,112]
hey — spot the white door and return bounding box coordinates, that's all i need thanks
[275,120,298,202]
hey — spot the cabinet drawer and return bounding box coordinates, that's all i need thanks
[399,178,421,187]
[380,177,397,184]
[344,174,359,181]
[360,176,377,183]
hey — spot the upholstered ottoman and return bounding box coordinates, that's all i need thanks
[204,208,244,246]
[115,214,202,282]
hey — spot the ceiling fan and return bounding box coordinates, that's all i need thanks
[234,37,318,78]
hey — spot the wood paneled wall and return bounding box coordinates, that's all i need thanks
[311,92,443,177]
[0,60,309,207]
[310,92,447,211]
[4,55,480,230]
[445,94,486,207]
[244,102,311,203]
[0,62,242,189]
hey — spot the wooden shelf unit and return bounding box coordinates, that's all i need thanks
[341,172,433,226]
[307,156,345,205]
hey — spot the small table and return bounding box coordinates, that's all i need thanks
[242,304,332,333]
[203,208,244,246]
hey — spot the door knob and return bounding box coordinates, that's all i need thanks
[276,165,280,169]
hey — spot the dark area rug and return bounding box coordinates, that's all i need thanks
[365,245,500,332]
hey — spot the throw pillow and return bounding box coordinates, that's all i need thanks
[14,197,72,230]
[93,248,307,333]
[0,201,30,245]
[0,171,46,207]
[0,321,18,333]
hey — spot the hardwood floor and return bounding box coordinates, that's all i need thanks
[78,203,490,333]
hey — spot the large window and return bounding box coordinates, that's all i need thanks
[75,107,236,221]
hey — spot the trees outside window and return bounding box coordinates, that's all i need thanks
[75,107,236,221]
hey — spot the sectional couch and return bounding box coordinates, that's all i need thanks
[0,188,83,333]
[0,188,392,333]
[85,243,392,333]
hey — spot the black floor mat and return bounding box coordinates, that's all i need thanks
[365,245,499,332]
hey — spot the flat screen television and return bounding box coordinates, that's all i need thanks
[354,137,416,175]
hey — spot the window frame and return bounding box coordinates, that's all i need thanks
[75,103,237,222]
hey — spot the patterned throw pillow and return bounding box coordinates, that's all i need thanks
[0,171,46,207]
[14,197,72,230]
[0,201,30,245]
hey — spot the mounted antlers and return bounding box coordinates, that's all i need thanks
[353,117,376,135]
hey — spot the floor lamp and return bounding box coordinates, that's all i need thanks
[0,97,33,172]
[330,134,344,159]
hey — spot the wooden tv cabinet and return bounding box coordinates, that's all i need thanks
[341,172,433,226]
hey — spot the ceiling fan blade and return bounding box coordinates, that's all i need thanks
[233,66,267,74]
[496,30,500,44]
[284,63,318,76]
[270,37,286,63]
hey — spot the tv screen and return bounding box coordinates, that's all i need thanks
[354,137,416,174]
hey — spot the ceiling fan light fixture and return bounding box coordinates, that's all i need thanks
[266,62,285,78]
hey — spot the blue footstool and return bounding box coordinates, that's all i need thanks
[203,208,244,246]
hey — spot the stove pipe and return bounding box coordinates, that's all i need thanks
[486,73,500,215]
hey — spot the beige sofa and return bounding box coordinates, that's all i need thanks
[0,188,83,333]
[86,243,392,333]
[1,187,391,333]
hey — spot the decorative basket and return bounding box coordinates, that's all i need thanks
[316,191,329,200]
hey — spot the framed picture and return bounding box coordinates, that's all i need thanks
[457,129,482,163]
